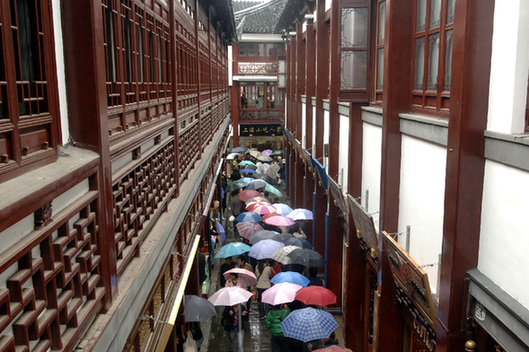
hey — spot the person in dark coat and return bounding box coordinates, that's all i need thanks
[220,257,235,287]
[222,304,248,352]
[306,267,323,286]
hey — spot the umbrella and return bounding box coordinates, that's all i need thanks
[251,204,277,215]
[270,271,310,287]
[264,184,283,198]
[261,149,274,156]
[280,307,338,342]
[239,190,264,202]
[318,346,353,352]
[231,146,247,153]
[246,179,268,190]
[258,155,273,162]
[249,150,262,158]
[287,208,314,221]
[226,180,245,192]
[272,245,300,264]
[243,164,257,170]
[264,215,295,227]
[273,203,293,216]
[236,222,264,239]
[295,286,337,306]
[235,211,263,222]
[240,177,254,186]
[240,168,257,174]
[248,239,285,260]
[184,295,217,322]
[271,150,283,156]
[262,283,303,305]
[288,248,325,267]
[283,237,312,250]
[208,286,253,306]
[216,220,226,245]
[224,268,258,286]
[215,242,251,258]
[227,152,240,160]
[246,196,269,204]
[253,174,276,185]
[246,200,271,210]
[276,233,296,242]
[249,230,280,245]
[239,160,256,166]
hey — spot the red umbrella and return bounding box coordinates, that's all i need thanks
[318,346,353,352]
[295,286,337,306]
[239,189,264,202]
[246,200,271,211]
[251,204,277,215]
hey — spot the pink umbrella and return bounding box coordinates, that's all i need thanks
[239,189,264,202]
[261,149,274,156]
[236,222,264,239]
[208,286,253,306]
[223,268,258,286]
[264,214,295,227]
[250,204,277,215]
[262,282,303,305]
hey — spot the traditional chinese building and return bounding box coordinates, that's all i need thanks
[277,0,529,351]
[230,0,287,150]
[0,0,235,351]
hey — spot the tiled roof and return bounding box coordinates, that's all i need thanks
[233,0,287,34]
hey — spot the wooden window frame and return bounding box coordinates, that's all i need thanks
[0,0,59,183]
[411,0,454,114]
[373,0,385,103]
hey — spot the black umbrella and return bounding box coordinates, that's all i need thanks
[254,173,276,185]
[276,233,296,242]
[287,248,325,267]
[184,295,217,322]
[284,237,312,250]
[249,230,281,245]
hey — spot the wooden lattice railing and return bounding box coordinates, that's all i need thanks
[0,188,104,352]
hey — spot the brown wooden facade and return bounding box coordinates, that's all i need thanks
[0,0,234,351]
[280,0,502,351]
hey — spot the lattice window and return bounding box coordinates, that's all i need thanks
[0,190,104,351]
[112,139,176,275]
[0,0,58,182]
[178,122,199,183]
[102,0,173,139]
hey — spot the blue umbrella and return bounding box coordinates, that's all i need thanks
[240,168,257,174]
[235,212,263,222]
[215,220,226,245]
[248,239,285,260]
[215,242,251,258]
[280,307,338,342]
[232,146,247,153]
[270,271,310,287]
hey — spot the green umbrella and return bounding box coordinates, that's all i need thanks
[271,150,283,156]
[265,184,283,198]
[226,180,245,192]
[239,160,256,166]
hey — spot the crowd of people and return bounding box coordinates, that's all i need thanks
[202,146,351,352]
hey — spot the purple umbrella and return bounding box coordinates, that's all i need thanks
[248,239,285,260]
[261,149,274,156]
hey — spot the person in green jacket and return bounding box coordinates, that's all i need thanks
[265,304,291,352]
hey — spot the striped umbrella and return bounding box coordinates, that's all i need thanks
[236,222,264,239]
[272,245,300,264]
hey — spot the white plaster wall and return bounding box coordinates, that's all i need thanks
[324,110,330,172]
[479,160,529,309]
[487,0,529,133]
[228,45,233,86]
[361,122,382,228]
[325,0,332,12]
[302,103,307,148]
[52,0,69,145]
[339,114,349,191]
[398,136,446,295]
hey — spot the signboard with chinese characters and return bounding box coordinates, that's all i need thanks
[348,195,378,262]
[382,231,437,351]
[240,124,283,136]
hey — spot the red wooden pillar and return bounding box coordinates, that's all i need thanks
[231,43,240,147]
[437,1,494,350]
[62,0,118,305]
[315,0,329,160]
[376,0,413,349]
[327,192,343,308]
[328,0,340,180]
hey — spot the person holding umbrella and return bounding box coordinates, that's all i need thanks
[255,260,272,319]
[265,303,291,352]
[220,257,236,287]
[222,304,248,352]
